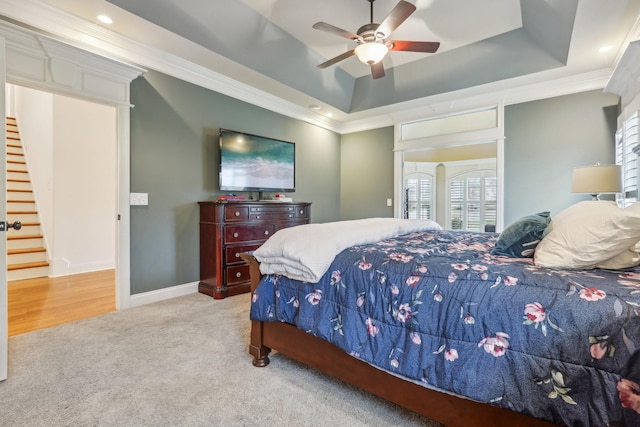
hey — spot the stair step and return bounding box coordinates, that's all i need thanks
[8,247,45,255]
[8,222,41,236]
[7,236,43,250]
[7,199,35,203]
[8,210,37,214]
[7,169,27,173]
[8,178,30,183]
[7,189,32,193]
[7,160,26,165]
[7,221,41,234]
[7,151,23,156]
[8,234,43,240]
[7,183,33,192]
[8,266,49,281]
[7,260,49,271]
[8,247,46,264]
[7,143,21,149]
[6,136,20,141]
[7,214,38,224]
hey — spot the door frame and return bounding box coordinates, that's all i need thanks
[1,37,7,381]
[0,21,143,381]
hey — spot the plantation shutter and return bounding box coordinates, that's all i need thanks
[450,180,464,229]
[406,174,434,220]
[616,113,639,207]
[449,170,496,231]
[484,176,498,227]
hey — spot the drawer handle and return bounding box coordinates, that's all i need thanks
[234,211,240,217]
[299,210,304,214]
[236,272,242,278]
[264,230,270,235]
[233,232,239,238]
[235,252,240,258]
[256,215,260,219]
[288,214,293,218]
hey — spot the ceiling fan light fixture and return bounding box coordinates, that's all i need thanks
[354,42,389,65]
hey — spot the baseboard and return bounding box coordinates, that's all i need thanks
[129,281,199,307]
[49,258,115,277]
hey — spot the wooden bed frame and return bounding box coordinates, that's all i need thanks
[243,254,559,427]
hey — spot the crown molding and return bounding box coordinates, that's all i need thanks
[337,68,612,134]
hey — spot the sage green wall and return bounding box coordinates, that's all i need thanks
[128,71,618,295]
[129,71,340,294]
[340,127,395,219]
[504,89,619,225]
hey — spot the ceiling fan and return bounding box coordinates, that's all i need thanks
[313,0,440,79]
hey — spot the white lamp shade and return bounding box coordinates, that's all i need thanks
[571,164,622,195]
[354,42,389,65]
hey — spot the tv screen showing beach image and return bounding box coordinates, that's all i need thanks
[219,130,295,191]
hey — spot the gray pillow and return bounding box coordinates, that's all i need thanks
[491,211,551,258]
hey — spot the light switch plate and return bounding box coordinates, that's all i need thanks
[386,198,392,207]
[130,192,148,206]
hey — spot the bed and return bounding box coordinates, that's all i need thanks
[245,211,640,427]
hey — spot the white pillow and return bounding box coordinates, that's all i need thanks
[596,242,640,269]
[534,201,640,269]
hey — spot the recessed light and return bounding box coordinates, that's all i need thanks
[309,104,321,111]
[325,112,333,118]
[97,14,113,25]
[598,45,613,53]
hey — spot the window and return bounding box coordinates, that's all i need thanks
[616,112,639,207]
[449,170,496,231]
[405,173,433,220]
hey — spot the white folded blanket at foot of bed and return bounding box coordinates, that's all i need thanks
[253,217,442,283]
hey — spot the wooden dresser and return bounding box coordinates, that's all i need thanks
[198,200,311,299]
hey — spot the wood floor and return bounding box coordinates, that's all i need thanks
[7,269,116,336]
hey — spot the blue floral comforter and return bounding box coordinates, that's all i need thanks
[250,230,640,426]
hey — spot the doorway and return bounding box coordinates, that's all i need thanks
[402,142,498,230]
[7,85,118,334]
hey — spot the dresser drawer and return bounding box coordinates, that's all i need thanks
[224,206,249,221]
[249,211,295,221]
[225,244,261,265]
[295,205,309,218]
[225,224,275,243]
[226,264,250,284]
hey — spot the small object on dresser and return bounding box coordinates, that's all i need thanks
[274,193,293,202]
[218,194,246,201]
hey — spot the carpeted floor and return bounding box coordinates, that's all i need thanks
[0,292,440,426]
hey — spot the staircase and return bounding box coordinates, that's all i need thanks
[6,117,49,281]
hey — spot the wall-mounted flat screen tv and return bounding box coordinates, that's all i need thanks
[219,129,295,193]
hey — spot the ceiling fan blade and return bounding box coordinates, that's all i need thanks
[312,22,362,41]
[371,62,385,79]
[317,49,356,69]
[376,0,416,39]
[388,40,440,53]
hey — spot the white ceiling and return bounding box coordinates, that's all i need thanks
[3,0,640,131]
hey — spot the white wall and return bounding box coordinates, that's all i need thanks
[13,86,116,276]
